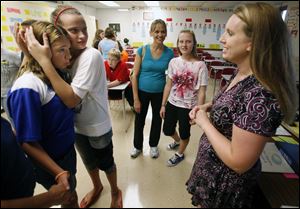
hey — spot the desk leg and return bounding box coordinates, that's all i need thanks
[122,90,126,122]
[213,70,217,96]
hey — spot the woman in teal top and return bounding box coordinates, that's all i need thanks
[131,19,174,159]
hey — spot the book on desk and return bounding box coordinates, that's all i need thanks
[260,124,299,175]
[274,124,299,175]
[275,141,299,175]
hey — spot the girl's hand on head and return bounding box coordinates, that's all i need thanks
[13,22,30,57]
[25,26,52,62]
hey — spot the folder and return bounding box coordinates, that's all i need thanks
[275,141,299,175]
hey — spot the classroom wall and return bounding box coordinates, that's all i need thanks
[286,2,299,80]
[1,1,97,51]
[96,7,232,49]
[1,1,298,75]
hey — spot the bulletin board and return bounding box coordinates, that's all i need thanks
[1,1,97,50]
[1,1,55,51]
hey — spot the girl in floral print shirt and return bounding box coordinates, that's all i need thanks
[160,30,208,167]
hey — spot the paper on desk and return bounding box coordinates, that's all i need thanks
[275,125,292,136]
[260,143,294,173]
[273,136,298,145]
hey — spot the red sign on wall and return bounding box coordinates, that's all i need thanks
[166,18,173,22]
[205,19,212,23]
[186,18,192,22]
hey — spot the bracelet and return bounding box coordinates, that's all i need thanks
[55,171,69,182]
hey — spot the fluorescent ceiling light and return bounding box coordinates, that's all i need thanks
[118,9,129,11]
[144,1,159,7]
[98,1,120,7]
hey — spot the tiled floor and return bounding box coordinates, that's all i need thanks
[32,79,219,208]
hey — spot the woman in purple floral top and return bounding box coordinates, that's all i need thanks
[187,3,298,208]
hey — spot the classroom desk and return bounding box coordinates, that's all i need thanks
[220,74,232,89]
[258,123,299,208]
[125,61,134,65]
[258,172,299,208]
[210,66,237,95]
[204,58,226,65]
[108,81,130,128]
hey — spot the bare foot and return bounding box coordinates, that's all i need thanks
[80,187,103,208]
[110,189,123,208]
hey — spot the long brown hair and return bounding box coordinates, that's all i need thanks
[234,2,298,123]
[93,29,104,48]
[17,21,69,85]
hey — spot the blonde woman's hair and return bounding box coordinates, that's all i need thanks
[108,48,121,60]
[150,19,167,34]
[234,2,298,123]
[17,21,69,85]
[177,29,197,58]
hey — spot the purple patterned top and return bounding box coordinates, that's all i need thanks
[186,73,282,208]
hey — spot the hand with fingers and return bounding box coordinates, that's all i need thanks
[189,102,212,125]
[13,22,29,57]
[134,99,141,114]
[25,26,52,64]
[194,108,210,127]
[48,182,72,206]
[55,171,70,191]
[160,106,166,119]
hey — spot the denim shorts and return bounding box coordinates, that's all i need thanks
[34,147,77,192]
[75,129,115,172]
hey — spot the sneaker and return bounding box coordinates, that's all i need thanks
[166,141,180,150]
[130,148,142,158]
[150,147,159,158]
[167,153,184,167]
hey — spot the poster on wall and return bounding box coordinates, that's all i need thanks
[170,23,173,32]
[130,6,232,50]
[203,24,207,35]
[1,1,96,50]
[132,22,136,32]
[216,24,221,40]
[1,1,54,51]
[141,22,146,38]
[143,12,154,21]
[109,23,121,32]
